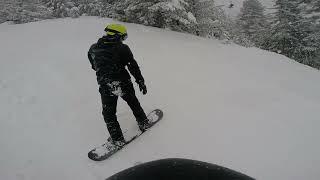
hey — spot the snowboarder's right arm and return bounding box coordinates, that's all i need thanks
[88,44,97,71]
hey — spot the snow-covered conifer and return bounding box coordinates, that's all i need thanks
[237,0,267,46]
[262,0,314,64]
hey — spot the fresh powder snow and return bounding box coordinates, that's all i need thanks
[1,16,320,180]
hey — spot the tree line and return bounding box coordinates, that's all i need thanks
[1,0,319,69]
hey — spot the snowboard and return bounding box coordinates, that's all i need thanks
[88,109,163,161]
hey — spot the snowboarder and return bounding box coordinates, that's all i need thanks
[88,24,150,147]
[229,2,234,8]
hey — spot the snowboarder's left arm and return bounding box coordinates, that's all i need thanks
[122,44,147,94]
[122,45,144,83]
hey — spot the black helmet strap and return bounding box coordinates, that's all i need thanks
[104,28,121,34]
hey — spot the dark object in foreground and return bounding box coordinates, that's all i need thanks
[106,158,254,180]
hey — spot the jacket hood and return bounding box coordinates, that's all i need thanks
[97,35,121,45]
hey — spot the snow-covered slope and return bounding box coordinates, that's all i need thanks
[1,17,320,180]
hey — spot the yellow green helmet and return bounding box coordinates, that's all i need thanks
[104,24,128,41]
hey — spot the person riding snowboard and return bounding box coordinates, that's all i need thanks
[88,24,150,147]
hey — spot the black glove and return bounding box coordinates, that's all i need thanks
[137,80,147,95]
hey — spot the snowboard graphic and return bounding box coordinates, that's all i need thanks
[88,109,163,161]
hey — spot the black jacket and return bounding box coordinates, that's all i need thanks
[88,36,144,85]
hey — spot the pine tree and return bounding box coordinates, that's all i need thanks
[192,0,251,46]
[76,0,102,16]
[146,0,197,32]
[262,0,313,62]
[193,0,226,38]
[300,0,320,24]
[122,0,157,24]
[99,0,127,20]
[42,0,72,18]
[237,0,267,46]
[101,0,197,34]
[298,0,320,68]
[0,0,23,23]
[21,0,53,22]
[0,0,52,24]
[42,0,102,18]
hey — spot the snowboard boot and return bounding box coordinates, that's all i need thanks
[107,137,126,148]
[138,119,152,132]
[113,140,125,148]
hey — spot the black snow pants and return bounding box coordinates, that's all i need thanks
[99,79,148,141]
